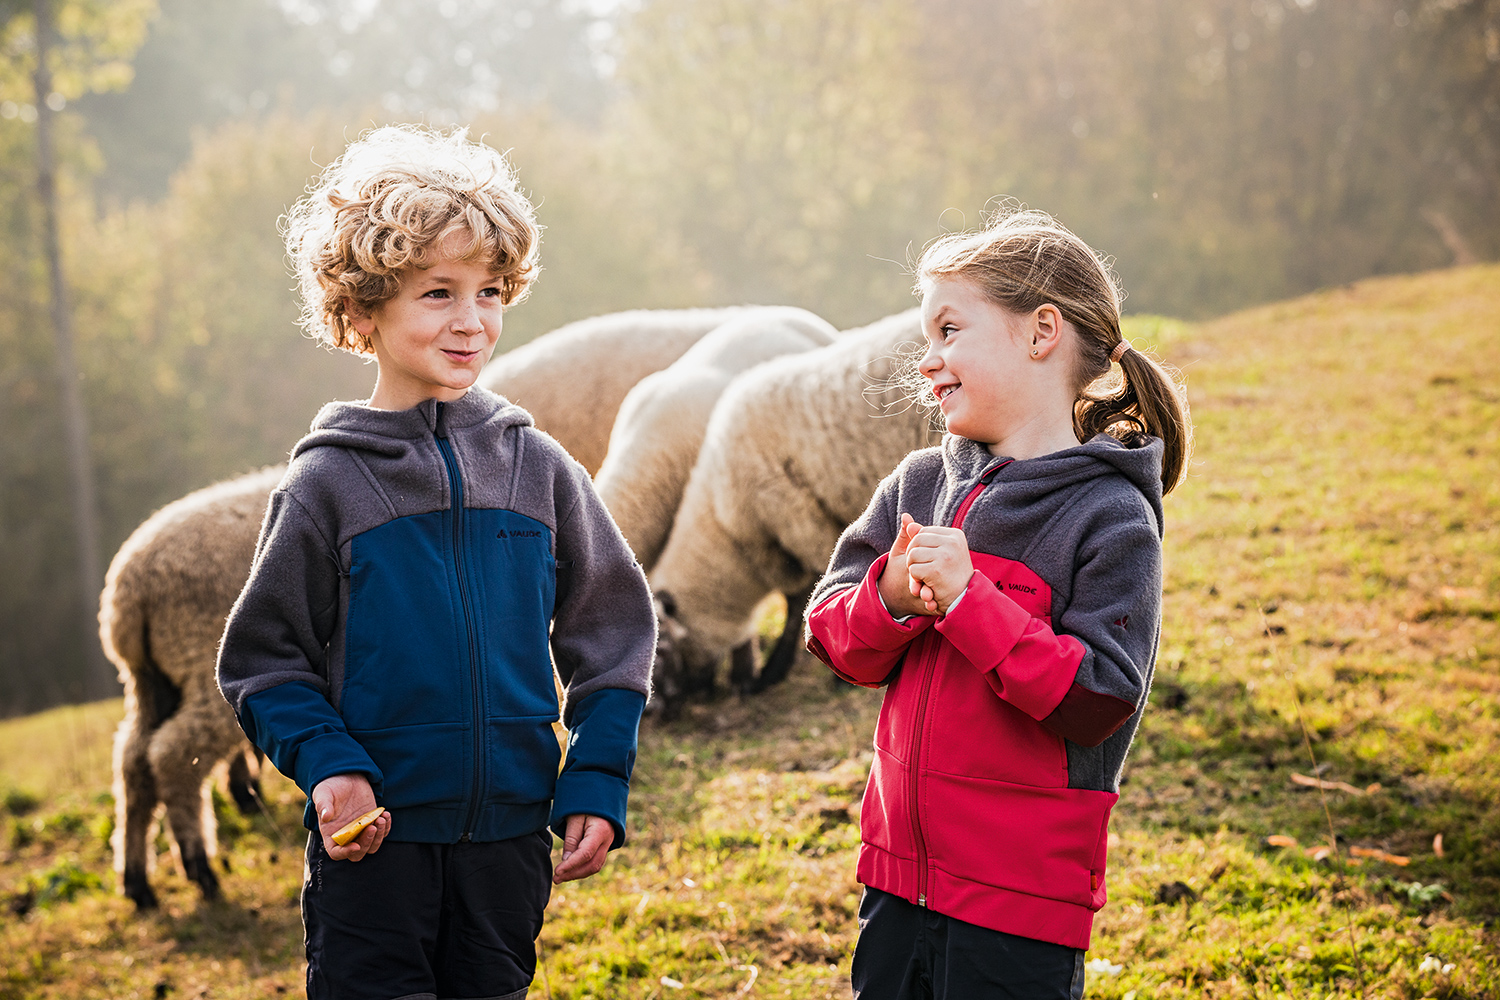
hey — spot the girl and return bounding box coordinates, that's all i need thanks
[805,209,1190,1000]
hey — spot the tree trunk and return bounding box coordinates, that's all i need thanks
[34,0,113,699]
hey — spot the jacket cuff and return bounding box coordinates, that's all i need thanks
[844,554,935,649]
[242,683,384,799]
[806,555,934,686]
[935,574,1078,721]
[550,687,645,850]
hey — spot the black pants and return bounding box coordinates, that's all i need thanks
[851,887,1085,1000]
[303,830,553,1000]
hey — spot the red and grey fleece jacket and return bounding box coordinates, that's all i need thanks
[806,433,1164,950]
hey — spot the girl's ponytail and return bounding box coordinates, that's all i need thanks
[1076,346,1193,495]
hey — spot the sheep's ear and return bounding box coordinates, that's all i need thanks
[654,589,678,619]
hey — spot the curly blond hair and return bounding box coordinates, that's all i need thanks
[284,124,541,355]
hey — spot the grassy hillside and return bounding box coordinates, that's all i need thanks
[2,265,1497,998]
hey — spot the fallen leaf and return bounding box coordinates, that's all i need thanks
[1304,844,1334,861]
[1266,834,1299,848]
[661,976,684,989]
[1350,845,1409,866]
[1433,833,1445,859]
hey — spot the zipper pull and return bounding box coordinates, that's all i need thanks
[917,894,927,907]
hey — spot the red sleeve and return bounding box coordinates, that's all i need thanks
[934,570,1093,723]
[805,554,934,687]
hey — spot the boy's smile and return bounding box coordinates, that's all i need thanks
[353,249,507,411]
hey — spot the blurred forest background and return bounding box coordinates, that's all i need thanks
[0,0,1497,715]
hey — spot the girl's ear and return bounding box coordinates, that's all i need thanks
[1028,303,1066,360]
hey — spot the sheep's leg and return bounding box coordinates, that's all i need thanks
[114,716,160,911]
[750,584,815,693]
[227,743,264,816]
[728,640,756,692]
[149,707,237,902]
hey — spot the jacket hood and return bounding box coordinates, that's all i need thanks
[291,387,534,460]
[941,432,1165,537]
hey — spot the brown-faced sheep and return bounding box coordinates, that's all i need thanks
[477,306,752,474]
[103,307,740,909]
[648,310,942,711]
[101,466,283,909]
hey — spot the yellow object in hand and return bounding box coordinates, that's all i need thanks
[331,807,386,846]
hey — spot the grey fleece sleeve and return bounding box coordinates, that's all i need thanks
[808,465,905,614]
[1044,503,1162,743]
[216,490,382,795]
[547,463,654,847]
[549,461,655,712]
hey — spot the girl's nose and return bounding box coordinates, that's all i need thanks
[918,345,941,378]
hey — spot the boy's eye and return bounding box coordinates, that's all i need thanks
[423,288,450,299]
[479,286,502,298]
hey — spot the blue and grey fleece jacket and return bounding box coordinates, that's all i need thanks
[216,388,654,849]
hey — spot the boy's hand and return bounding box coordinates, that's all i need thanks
[904,524,974,615]
[553,814,612,884]
[878,514,936,618]
[312,773,390,861]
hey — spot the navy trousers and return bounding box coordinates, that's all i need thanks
[302,829,552,1000]
[851,887,1085,1000]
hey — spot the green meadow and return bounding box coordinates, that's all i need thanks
[1,265,1497,998]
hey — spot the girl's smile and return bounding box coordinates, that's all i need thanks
[918,276,1083,460]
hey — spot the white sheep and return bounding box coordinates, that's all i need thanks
[648,310,942,709]
[102,307,737,908]
[595,307,837,703]
[477,306,752,474]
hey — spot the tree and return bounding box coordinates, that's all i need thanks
[0,0,154,700]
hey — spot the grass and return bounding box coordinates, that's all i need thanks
[2,263,1498,998]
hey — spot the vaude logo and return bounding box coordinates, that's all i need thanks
[498,529,544,539]
[1005,582,1038,596]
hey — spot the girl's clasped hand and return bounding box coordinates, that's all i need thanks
[879,512,972,617]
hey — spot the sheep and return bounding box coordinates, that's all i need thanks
[648,310,943,712]
[477,306,753,474]
[594,307,837,701]
[101,467,283,909]
[100,307,749,908]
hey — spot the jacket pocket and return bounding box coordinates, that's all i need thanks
[485,718,562,806]
[924,778,1117,909]
[348,721,470,810]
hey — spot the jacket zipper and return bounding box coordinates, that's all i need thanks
[435,404,485,840]
[909,460,1011,907]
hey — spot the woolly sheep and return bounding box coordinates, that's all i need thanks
[102,307,737,909]
[649,310,942,706]
[477,306,753,474]
[101,466,283,909]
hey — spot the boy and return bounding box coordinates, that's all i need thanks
[216,125,655,1000]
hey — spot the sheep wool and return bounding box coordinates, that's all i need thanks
[649,310,943,688]
[595,306,837,570]
[478,306,754,475]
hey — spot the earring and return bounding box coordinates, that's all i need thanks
[1031,349,1039,357]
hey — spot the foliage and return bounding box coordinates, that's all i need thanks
[0,0,156,105]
